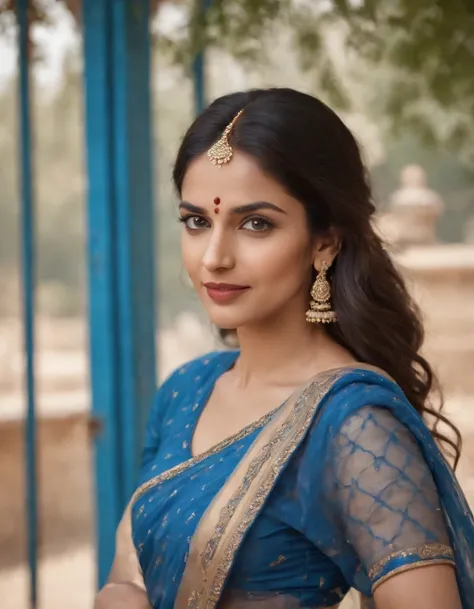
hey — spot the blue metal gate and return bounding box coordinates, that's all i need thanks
[15,0,207,605]
[16,1,39,606]
[82,0,157,588]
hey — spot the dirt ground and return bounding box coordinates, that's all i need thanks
[0,545,95,609]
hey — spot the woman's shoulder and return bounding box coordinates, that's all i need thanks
[147,350,237,423]
[326,362,395,387]
[302,367,428,473]
[311,364,415,437]
[159,349,238,392]
[172,349,236,374]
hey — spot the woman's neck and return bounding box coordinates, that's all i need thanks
[232,315,354,390]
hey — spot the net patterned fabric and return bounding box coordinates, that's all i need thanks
[326,405,454,589]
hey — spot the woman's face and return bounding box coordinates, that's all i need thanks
[180,151,318,330]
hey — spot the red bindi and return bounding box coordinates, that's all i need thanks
[213,197,220,205]
[214,207,220,214]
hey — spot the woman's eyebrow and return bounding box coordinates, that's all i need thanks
[179,201,287,215]
[231,202,287,215]
[179,201,206,214]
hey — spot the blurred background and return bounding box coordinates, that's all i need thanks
[0,1,473,608]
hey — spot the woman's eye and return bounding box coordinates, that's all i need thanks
[241,218,272,232]
[183,216,209,230]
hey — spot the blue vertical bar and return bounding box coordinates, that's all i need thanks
[17,1,38,607]
[193,53,205,114]
[83,0,156,587]
[82,0,122,587]
[192,0,212,114]
[111,0,156,505]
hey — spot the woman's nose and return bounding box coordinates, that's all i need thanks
[201,232,236,272]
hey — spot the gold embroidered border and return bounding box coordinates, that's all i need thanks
[175,368,348,609]
[371,558,456,591]
[132,363,391,509]
[368,543,455,581]
[131,408,278,506]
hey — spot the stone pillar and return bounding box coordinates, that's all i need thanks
[389,164,444,247]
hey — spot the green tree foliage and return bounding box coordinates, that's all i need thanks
[331,1,474,164]
[161,0,474,163]
[2,1,473,160]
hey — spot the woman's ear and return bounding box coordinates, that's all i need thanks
[312,227,341,270]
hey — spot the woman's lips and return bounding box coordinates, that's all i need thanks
[203,283,250,303]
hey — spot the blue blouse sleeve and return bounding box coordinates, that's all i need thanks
[300,404,455,594]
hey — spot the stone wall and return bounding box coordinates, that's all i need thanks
[396,244,474,395]
[0,414,93,568]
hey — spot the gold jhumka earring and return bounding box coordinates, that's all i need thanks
[207,109,244,167]
[305,261,337,324]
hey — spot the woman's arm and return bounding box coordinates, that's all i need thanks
[94,502,151,609]
[373,563,461,609]
[317,405,464,607]
[95,582,150,609]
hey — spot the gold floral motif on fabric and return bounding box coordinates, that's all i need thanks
[131,408,278,506]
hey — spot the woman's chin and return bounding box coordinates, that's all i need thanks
[205,303,275,331]
[209,317,242,331]
[205,310,248,331]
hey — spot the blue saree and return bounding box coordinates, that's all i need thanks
[131,350,474,608]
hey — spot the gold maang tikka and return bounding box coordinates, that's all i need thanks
[207,109,244,167]
[305,261,337,324]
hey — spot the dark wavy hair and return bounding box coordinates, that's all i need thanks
[172,87,461,468]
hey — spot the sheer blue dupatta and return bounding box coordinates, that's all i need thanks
[301,369,474,606]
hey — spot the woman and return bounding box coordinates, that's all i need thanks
[95,88,474,609]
